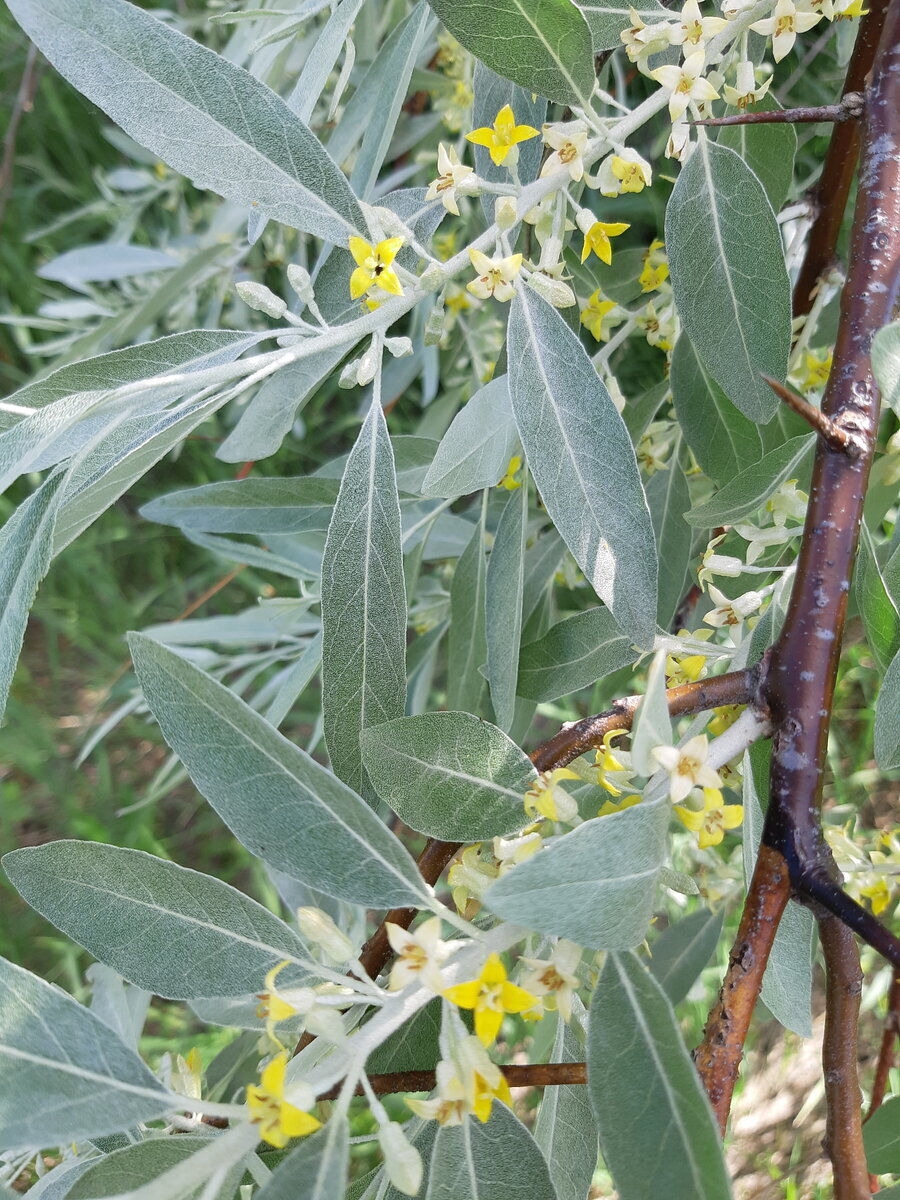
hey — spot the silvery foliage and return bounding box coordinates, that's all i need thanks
[0,0,888,1198]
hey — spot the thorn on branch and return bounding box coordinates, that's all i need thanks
[760,374,861,456]
[691,93,865,128]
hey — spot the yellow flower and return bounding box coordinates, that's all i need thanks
[581,289,624,342]
[255,960,300,1046]
[639,240,669,292]
[465,104,539,166]
[708,704,744,737]
[444,953,540,1046]
[594,729,634,796]
[834,0,868,17]
[860,878,891,916]
[246,1053,322,1148]
[665,652,706,687]
[577,210,631,264]
[466,248,522,302]
[407,1039,512,1125]
[348,236,404,300]
[798,349,833,390]
[674,787,744,849]
[524,767,580,822]
[498,455,523,490]
[598,148,653,196]
[598,793,642,817]
[448,844,499,916]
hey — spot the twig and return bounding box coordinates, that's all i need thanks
[0,45,40,229]
[691,93,864,128]
[694,844,792,1132]
[760,373,861,456]
[820,916,869,1200]
[792,0,892,316]
[319,1060,588,1101]
[867,969,900,1121]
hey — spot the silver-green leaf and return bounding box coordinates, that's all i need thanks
[508,285,657,647]
[666,138,791,422]
[485,482,528,732]
[361,711,535,841]
[321,397,408,800]
[426,1103,557,1200]
[0,956,170,1152]
[588,952,733,1199]
[517,606,637,702]
[421,377,519,499]
[129,633,428,909]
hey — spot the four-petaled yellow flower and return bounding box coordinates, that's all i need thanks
[860,877,891,915]
[581,289,624,342]
[407,1038,512,1125]
[594,729,635,796]
[665,652,707,687]
[444,953,540,1046]
[674,787,744,849]
[498,455,523,490]
[255,960,300,1046]
[466,104,539,166]
[577,210,631,265]
[598,149,653,196]
[348,236,404,301]
[524,767,580,822]
[708,704,744,737]
[639,240,669,292]
[246,1052,322,1148]
[466,248,523,302]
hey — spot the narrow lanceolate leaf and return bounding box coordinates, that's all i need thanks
[3,842,314,1000]
[0,472,64,720]
[508,285,657,647]
[670,335,763,486]
[422,377,519,499]
[666,138,791,422]
[517,607,637,702]
[0,956,170,1152]
[646,444,693,629]
[534,1016,598,1200]
[256,1120,350,1200]
[574,0,667,49]
[630,650,672,776]
[588,953,733,1200]
[485,481,527,733]
[427,0,595,106]
[873,320,900,418]
[141,477,339,535]
[855,523,900,671]
[686,434,814,528]
[321,398,408,800]
[875,648,900,770]
[485,799,669,948]
[648,907,723,1006]
[129,634,428,909]
[361,712,535,841]
[426,1103,557,1200]
[6,0,364,243]
[66,1137,246,1200]
[447,513,488,713]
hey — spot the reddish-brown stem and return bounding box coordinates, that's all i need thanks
[820,916,869,1200]
[693,844,792,1132]
[0,45,40,228]
[791,0,892,317]
[692,96,863,128]
[530,666,759,773]
[867,970,900,1121]
[760,373,861,456]
[319,1060,588,1101]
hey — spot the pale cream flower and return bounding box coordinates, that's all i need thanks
[541,121,590,181]
[723,59,773,108]
[596,147,653,196]
[652,734,723,802]
[751,0,822,61]
[669,0,727,46]
[519,941,582,1022]
[385,916,459,992]
[651,50,721,123]
[466,248,523,302]
[425,143,477,216]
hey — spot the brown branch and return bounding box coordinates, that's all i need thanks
[867,969,900,1121]
[820,915,869,1200]
[318,1060,588,1101]
[691,94,864,128]
[0,45,40,229]
[694,844,792,1132]
[760,373,861,456]
[792,0,892,317]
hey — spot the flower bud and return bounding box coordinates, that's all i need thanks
[494,195,518,231]
[286,264,315,304]
[235,281,287,320]
[385,336,413,358]
[527,272,576,309]
[419,262,445,293]
[378,1122,423,1196]
[296,907,355,962]
[423,304,445,346]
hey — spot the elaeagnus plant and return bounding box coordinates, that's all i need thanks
[1,0,900,1196]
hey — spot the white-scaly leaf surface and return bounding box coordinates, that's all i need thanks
[129,634,427,909]
[5,0,365,243]
[508,284,657,647]
[3,841,318,1000]
[666,138,791,423]
[321,397,408,801]
[0,956,171,1152]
